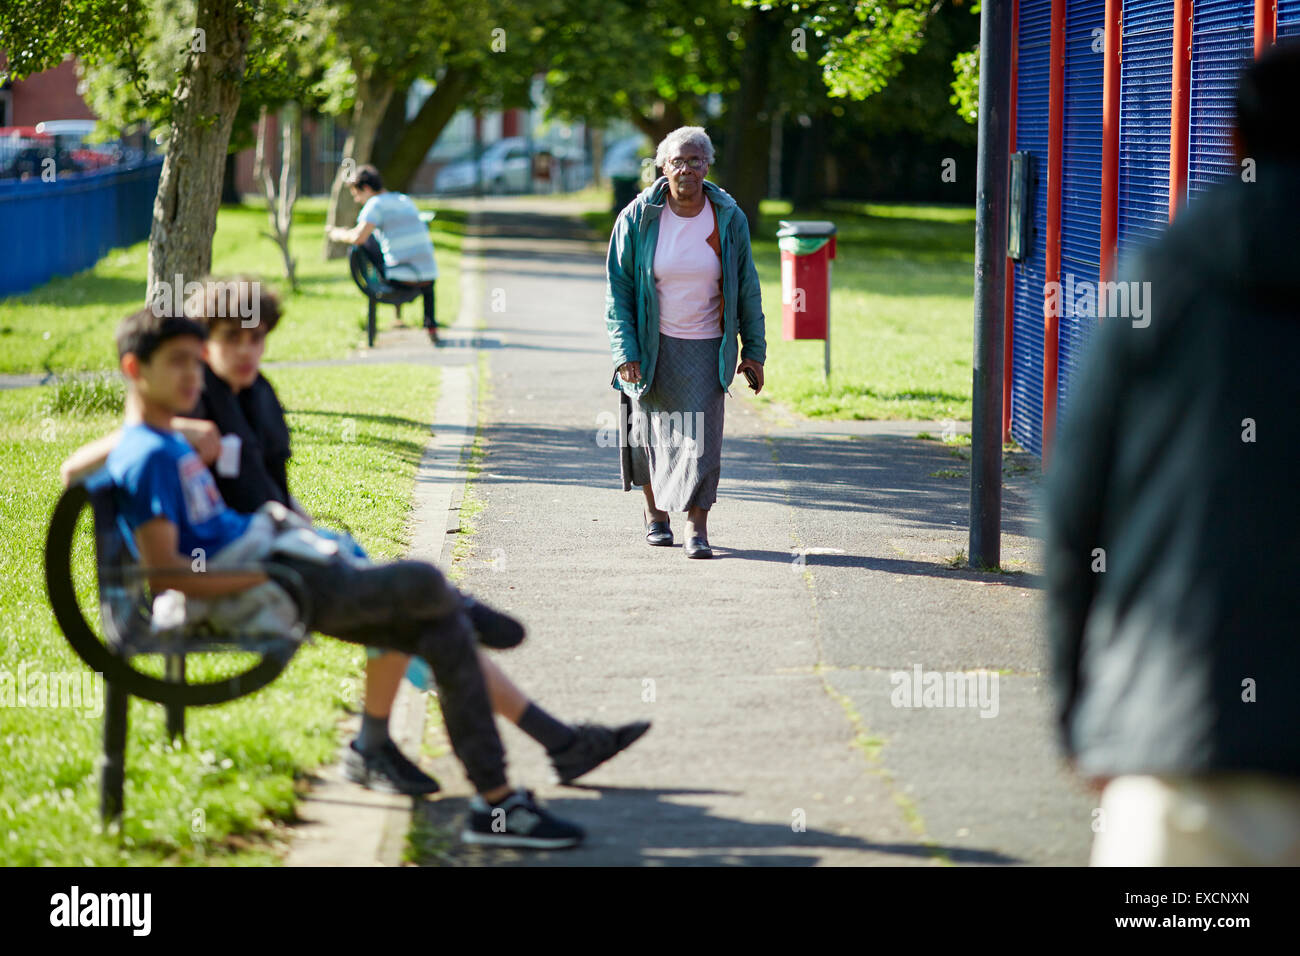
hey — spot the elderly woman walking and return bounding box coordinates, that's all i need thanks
[604,126,767,558]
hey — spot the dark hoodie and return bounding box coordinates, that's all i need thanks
[1045,158,1300,779]
[189,364,292,513]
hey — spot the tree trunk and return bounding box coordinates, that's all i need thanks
[721,8,781,233]
[626,98,686,150]
[221,149,242,205]
[790,112,829,208]
[146,0,250,305]
[254,103,301,290]
[369,84,409,173]
[323,65,395,259]
[380,65,475,193]
[590,127,604,186]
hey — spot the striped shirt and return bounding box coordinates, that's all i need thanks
[358,191,439,282]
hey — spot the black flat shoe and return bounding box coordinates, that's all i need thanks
[683,535,713,559]
[645,520,673,546]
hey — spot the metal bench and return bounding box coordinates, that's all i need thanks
[348,233,433,348]
[44,471,312,823]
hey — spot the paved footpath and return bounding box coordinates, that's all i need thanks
[412,197,1096,866]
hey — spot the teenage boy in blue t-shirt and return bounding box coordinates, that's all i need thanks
[97,306,582,849]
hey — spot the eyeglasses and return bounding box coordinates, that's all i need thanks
[666,157,708,171]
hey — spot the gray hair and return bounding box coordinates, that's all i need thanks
[655,126,715,170]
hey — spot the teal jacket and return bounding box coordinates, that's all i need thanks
[604,177,767,397]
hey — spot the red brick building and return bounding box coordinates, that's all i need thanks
[0,55,96,127]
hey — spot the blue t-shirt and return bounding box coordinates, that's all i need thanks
[358,192,439,282]
[106,423,252,559]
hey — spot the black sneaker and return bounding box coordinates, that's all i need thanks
[550,721,651,785]
[343,739,441,795]
[462,788,584,849]
[463,595,526,649]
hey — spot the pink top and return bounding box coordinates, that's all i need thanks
[654,199,723,339]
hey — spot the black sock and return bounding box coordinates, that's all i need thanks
[354,712,390,754]
[518,703,577,755]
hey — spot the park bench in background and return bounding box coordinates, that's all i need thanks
[44,473,311,823]
[347,215,436,348]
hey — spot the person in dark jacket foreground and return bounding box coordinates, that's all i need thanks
[1044,42,1300,865]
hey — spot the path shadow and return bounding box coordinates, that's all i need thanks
[465,419,1040,542]
[412,786,1021,867]
[710,548,1039,588]
[476,214,601,244]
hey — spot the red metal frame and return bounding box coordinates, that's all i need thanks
[1256,0,1277,56]
[1100,0,1122,283]
[1042,0,1066,467]
[1169,0,1193,221]
[1004,0,1020,445]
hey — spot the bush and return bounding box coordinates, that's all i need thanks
[46,374,125,416]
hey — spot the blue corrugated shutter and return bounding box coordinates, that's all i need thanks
[1118,0,1175,264]
[1188,1,1253,198]
[1057,0,1106,421]
[1011,0,1052,457]
[1279,0,1300,37]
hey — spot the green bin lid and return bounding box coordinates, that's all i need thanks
[775,220,836,238]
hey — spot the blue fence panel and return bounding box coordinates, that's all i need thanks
[1057,0,1106,423]
[1118,0,1175,265]
[1279,0,1300,38]
[0,157,162,298]
[1188,1,1254,198]
[1010,0,1052,457]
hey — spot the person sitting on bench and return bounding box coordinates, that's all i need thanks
[326,164,441,345]
[88,305,586,848]
[60,279,649,796]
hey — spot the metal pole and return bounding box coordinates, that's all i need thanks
[1168,0,1193,222]
[1042,0,1065,467]
[1255,0,1276,56]
[824,261,832,382]
[473,111,484,198]
[101,680,128,823]
[969,0,1015,570]
[165,654,186,741]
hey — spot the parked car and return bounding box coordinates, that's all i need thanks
[547,142,593,192]
[434,137,534,195]
[0,127,57,179]
[601,135,652,182]
[35,120,121,171]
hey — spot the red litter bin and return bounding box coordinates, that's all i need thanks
[777,220,836,377]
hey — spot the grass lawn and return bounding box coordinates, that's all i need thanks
[0,363,438,865]
[585,194,976,421]
[0,197,464,376]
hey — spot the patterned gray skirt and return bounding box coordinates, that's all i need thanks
[619,333,725,512]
